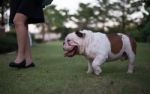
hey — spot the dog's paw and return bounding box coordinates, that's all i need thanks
[127,70,133,74]
[94,70,102,75]
[86,70,93,74]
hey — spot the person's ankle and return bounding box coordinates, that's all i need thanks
[25,59,33,66]
[14,58,25,64]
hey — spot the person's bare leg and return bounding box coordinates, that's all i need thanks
[13,13,28,63]
[24,25,33,66]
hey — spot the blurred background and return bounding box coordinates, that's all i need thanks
[0,0,150,53]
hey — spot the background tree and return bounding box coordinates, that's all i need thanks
[70,0,144,33]
[106,0,144,32]
[93,0,114,31]
[70,3,95,30]
[139,0,150,42]
[44,5,69,32]
[37,5,70,40]
[0,0,9,27]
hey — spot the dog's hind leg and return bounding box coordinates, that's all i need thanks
[127,52,136,74]
[120,34,136,74]
[124,36,136,74]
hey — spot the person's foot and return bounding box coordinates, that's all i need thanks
[9,59,26,68]
[9,60,35,68]
[25,63,35,68]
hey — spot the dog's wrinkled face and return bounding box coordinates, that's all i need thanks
[63,31,85,57]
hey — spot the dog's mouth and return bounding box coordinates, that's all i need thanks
[64,46,78,57]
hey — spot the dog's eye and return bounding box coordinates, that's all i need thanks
[67,40,71,42]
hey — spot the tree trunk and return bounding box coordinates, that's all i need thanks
[1,1,5,27]
[0,1,5,32]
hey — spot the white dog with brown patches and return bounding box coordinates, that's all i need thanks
[63,30,136,75]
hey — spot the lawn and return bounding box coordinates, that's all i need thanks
[0,41,150,94]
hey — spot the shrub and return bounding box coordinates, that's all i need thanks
[0,32,17,54]
[140,21,150,43]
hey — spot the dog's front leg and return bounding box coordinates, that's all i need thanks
[86,59,93,74]
[92,56,106,75]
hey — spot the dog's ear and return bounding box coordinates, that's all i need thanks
[75,30,85,38]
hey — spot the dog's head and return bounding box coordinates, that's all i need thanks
[63,30,87,57]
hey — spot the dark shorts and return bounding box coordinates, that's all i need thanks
[9,0,44,24]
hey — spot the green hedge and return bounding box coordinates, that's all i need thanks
[0,32,17,54]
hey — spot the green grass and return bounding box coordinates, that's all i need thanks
[0,41,150,94]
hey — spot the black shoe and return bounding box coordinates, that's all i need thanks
[9,60,26,68]
[25,63,35,68]
[9,60,35,68]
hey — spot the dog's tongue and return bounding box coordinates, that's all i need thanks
[64,50,75,57]
[64,51,69,56]
[64,46,78,57]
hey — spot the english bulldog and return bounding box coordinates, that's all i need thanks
[63,30,136,75]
